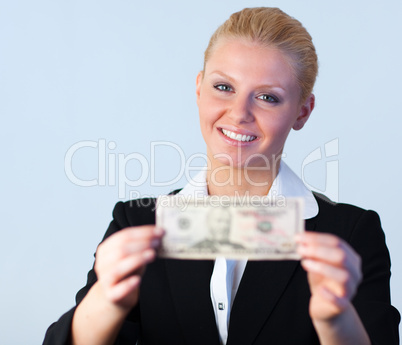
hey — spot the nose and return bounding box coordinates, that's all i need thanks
[227,94,254,123]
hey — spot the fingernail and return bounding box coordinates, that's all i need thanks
[151,239,161,248]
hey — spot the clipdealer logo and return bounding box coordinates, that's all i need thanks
[64,138,339,201]
[64,140,206,198]
[301,138,339,202]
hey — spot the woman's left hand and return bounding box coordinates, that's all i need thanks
[296,232,363,322]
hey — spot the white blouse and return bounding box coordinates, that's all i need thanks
[177,162,318,344]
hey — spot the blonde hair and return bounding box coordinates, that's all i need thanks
[204,7,318,102]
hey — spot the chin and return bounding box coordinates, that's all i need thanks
[213,155,244,168]
[215,156,268,170]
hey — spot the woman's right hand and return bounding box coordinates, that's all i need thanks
[71,226,163,345]
[94,225,164,312]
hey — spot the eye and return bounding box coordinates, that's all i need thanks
[257,94,279,103]
[214,84,233,92]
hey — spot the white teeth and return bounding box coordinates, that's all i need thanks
[221,129,256,142]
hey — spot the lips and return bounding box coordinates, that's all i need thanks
[220,128,257,142]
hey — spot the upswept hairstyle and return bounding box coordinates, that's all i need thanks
[203,7,318,102]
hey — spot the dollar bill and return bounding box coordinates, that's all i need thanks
[156,195,304,260]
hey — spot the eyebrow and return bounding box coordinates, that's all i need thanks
[208,70,286,92]
[209,71,236,84]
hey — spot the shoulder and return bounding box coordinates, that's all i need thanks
[312,191,380,225]
[112,198,157,227]
[313,191,367,217]
[310,193,390,273]
[101,198,157,241]
[107,189,183,235]
[311,192,383,243]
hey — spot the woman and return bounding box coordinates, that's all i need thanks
[43,7,400,345]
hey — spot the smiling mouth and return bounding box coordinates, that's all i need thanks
[221,129,257,142]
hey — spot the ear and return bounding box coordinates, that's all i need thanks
[195,71,203,106]
[292,94,315,131]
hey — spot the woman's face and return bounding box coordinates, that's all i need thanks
[196,38,314,169]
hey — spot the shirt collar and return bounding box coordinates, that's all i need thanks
[178,161,318,220]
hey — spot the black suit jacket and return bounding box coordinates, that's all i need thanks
[43,194,400,344]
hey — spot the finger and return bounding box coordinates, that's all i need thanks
[123,238,161,253]
[298,243,347,263]
[296,232,341,247]
[301,259,357,298]
[97,226,163,263]
[99,237,160,271]
[297,244,361,283]
[105,249,156,286]
[297,232,359,262]
[296,233,361,270]
[95,226,164,279]
[124,225,165,239]
[318,285,350,311]
[106,275,141,304]
[101,226,161,252]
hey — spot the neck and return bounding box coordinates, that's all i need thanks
[206,159,280,197]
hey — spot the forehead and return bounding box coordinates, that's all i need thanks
[204,38,297,90]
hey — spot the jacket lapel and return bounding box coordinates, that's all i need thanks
[165,259,221,345]
[227,218,316,345]
[226,260,300,345]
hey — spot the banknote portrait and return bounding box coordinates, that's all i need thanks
[192,207,245,252]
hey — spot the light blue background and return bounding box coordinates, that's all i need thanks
[1,0,401,343]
